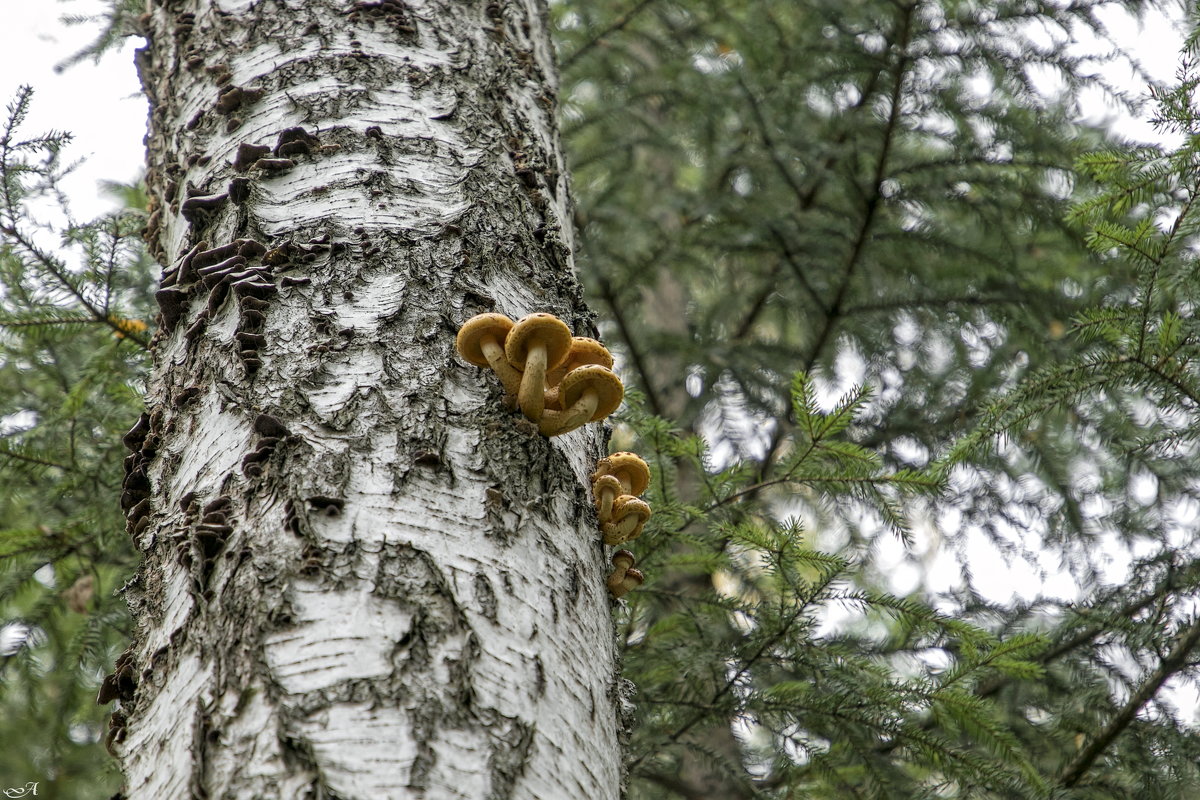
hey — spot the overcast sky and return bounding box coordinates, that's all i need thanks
[0,2,145,220]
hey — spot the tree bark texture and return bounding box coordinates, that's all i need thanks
[116,1,626,798]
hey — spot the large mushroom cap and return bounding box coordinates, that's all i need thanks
[594,452,651,497]
[505,313,572,370]
[562,337,614,371]
[559,366,624,423]
[456,313,513,367]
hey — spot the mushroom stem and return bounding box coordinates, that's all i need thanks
[606,565,629,598]
[592,475,623,524]
[480,335,521,395]
[620,568,645,596]
[518,341,549,420]
[597,488,617,523]
[539,388,599,436]
[603,517,640,546]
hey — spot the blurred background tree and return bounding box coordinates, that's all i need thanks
[557,0,1200,796]
[5,0,1200,797]
[0,87,152,797]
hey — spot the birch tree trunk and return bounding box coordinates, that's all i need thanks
[111,1,627,797]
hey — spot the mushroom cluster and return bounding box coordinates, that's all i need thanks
[592,452,654,599]
[456,312,624,437]
[606,550,643,599]
[592,452,652,545]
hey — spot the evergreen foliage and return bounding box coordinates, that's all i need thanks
[0,86,151,797]
[555,0,1200,796]
[5,0,1200,798]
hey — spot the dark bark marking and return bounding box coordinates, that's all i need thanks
[485,714,534,800]
[474,573,498,623]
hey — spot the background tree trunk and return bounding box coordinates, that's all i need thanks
[116,1,625,797]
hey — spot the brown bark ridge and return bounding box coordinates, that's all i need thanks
[113,1,624,798]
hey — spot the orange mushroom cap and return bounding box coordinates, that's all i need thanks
[592,452,650,497]
[546,337,615,409]
[504,313,572,371]
[455,313,513,367]
[602,496,652,545]
[540,366,624,436]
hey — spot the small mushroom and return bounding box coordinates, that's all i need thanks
[620,568,645,596]
[504,313,572,422]
[591,452,651,497]
[606,549,636,598]
[593,474,623,524]
[538,365,624,436]
[455,313,521,395]
[545,337,614,409]
[602,496,652,545]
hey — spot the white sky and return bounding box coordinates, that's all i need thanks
[0,1,145,220]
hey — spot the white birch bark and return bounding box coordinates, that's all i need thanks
[109,1,628,798]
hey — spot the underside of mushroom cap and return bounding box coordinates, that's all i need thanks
[559,365,624,423]
[504,313,572,370]
[455,312,514,367]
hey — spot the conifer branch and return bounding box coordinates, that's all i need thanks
[0,443,72,471]
[733,259,784,340]
[842,293,1019,315]
[757,3,916,479]
[0,224,151,350]
[803,2,914,373]
[765,224,830,316]
[1058,615,1200,788]
[1137,187,1197,360]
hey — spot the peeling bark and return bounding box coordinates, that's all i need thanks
[114,1,623,797]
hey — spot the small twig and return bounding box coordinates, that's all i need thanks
[561,0,660,70]
[0,443,73,470]
[598,270,666,418]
